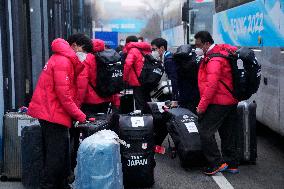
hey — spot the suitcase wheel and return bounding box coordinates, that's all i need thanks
[0,175,8,182]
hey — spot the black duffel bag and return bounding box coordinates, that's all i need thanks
[166,108,206,167]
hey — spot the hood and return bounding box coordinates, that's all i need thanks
[93,39,105,52]
[124,42,151,53]
[208,44,238,56]
[51,38,84,75]
[51,38,77,59]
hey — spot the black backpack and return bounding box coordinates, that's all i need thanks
[93,49,123,97]
[173,44,199,81]
[133,49,164,91]
[209,46,261,101]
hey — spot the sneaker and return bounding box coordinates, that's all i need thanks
[225,166,239,174]
[203,163,228,176]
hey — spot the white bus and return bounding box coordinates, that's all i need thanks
[213,0,284,135]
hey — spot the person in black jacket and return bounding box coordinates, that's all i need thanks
[151,38,179,101]
[173,44,200,113]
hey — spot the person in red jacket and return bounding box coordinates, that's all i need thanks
[195,31,239,175]
[69,39,121,172]
[123,35,152,112]
[27,34,93,189]
[79,39,120,115]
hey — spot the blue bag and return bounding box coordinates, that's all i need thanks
[74,130,123,189]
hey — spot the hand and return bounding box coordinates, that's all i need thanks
[196,107,204,122]
[196,107,202,115]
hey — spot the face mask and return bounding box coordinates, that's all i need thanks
[76,52,87,62]
[151,51,160,60]
[120,40,125,46]
[195,48,204,56]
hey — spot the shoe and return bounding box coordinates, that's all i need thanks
[203,163,228,176]
[225,166,239,174]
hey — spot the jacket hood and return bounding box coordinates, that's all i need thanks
[124,42,152,53]
[51,38,77,59]
[51,38,84,75]
[93,39,105,52]
[207,44,238,57]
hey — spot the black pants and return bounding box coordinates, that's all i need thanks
[198,104,239,167]
[133,86,151,113]
[39,120,70,189]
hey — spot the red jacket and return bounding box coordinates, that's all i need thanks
[197,44,238,113]
[77,39,120,107]
[28,38,86,128]
[123,42,152,86]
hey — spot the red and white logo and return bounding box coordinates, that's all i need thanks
[142,143,148,149]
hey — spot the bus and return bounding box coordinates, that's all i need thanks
[213,0,284,135]
[161,0,214,48]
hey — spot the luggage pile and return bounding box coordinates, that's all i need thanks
[1,100,257,188]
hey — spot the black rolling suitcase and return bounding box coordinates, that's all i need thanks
[119,112,155,187]
[75,114,110,139]
[21,124,43,189]
[166,108,206,167]
[237,101,257,164]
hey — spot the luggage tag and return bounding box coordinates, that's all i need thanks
[130,117,144,127]
[154,145,166,154]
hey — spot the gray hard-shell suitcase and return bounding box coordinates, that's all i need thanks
[237,101,257,164]
[1,112,38,180]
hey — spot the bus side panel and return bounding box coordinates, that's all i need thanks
[213,0,284,135]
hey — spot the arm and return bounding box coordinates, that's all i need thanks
[123,50,136,82]
[53,61,86,122]
[197,59,222,113]
[76,66,89,107]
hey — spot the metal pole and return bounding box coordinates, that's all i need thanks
[187,0,190,44]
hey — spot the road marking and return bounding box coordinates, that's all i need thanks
[212,172,234,189]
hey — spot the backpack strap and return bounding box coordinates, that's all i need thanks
[207,53,236,98]
[219,80,235,97]
[88,81,97,93]
[208,53,230,60]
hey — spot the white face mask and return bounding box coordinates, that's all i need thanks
[195,48,204,56]
[151,51,160,60]
[120,40,125,46]
[76,52,87,62]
